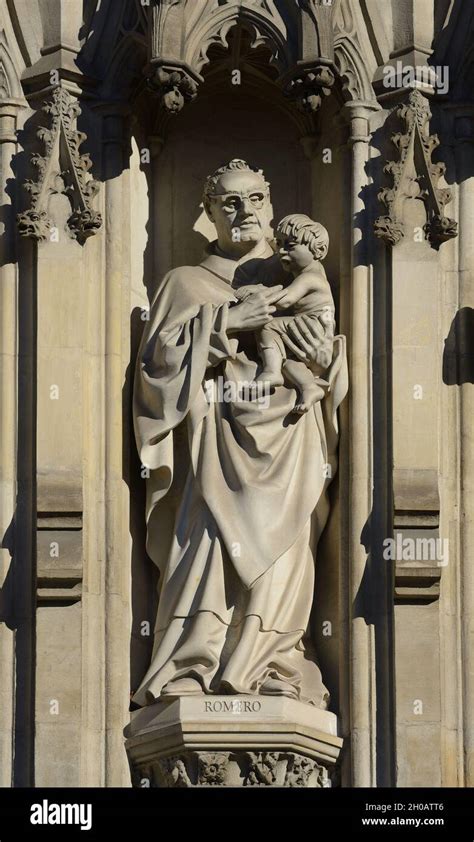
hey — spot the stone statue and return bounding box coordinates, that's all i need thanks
[248,212,335,413]
[133,159,347,709]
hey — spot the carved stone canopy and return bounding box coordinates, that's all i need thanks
[374,89,457,249]
[144,0,339,115]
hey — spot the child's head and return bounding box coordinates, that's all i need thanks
[276,214,329,273]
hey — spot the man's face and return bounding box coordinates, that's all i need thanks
[206,170,272,254]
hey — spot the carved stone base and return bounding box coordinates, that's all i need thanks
[124,696,342,788]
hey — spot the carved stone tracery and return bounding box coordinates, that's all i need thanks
[0,63,10,98]
[144,0,339,114]
[17,86,102,244]
[375,89,457,248]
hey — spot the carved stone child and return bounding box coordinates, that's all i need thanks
[237,214,335,413]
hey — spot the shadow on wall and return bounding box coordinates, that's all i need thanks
[443,308,474,385]
[124,307,159,702]
[0,110,42,786]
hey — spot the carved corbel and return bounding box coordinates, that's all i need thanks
[375,89,457,248]
[146,63,199,115]
[145,0,200,114]
[17,86,102,244]
[284,64,335,113]
[282,0,336,112]
[281,0,337,113]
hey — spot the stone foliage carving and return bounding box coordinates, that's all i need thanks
[284,755,331,788]
[157,755,192,788]
[138,751,333,788]
[375,89,457,248]
[17,86,102,244]
[245,751,279,786]
[197,753,229,786]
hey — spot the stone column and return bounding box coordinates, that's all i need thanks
[102,106,132,786]
[0,97,24,786]
[437,106,463,788]
[342,101,382,788]
[0,99,18,787]
[455,111,474,787]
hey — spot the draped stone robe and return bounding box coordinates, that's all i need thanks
[132,239,348,707]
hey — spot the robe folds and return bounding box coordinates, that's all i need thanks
[133,241,348,707]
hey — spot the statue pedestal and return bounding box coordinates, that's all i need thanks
[124,696,343,787]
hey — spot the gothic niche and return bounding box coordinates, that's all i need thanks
[125,0,348,791]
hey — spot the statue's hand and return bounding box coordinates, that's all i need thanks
[227,287,283,332]
[234,284,265,300]
[281,315,334,371]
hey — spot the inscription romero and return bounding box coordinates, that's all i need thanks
[204,699,263,713]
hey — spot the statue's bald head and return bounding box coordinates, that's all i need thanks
[203,159,273,257]
[203,159,270,214]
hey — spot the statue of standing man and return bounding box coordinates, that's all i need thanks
[133,159,347,708]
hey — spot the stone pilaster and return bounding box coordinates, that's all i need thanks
[342,101,388,788]
[101,104,132,786]
[454,108,474,787]
[0,95,24,786]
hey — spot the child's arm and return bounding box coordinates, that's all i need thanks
[275,271,329,309]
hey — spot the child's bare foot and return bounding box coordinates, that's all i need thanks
[294,382,325,414]
[256,369,284,388]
